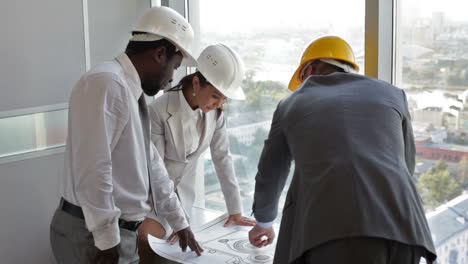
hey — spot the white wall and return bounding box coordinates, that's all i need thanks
[88,0,150,67]
[0,1,150,263]
[0,0,85,113]
[0,153,63,263]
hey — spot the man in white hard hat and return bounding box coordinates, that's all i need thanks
[248,36,436,264]
[49,6,202,263]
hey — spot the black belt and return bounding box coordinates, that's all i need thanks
[60,198,142,232]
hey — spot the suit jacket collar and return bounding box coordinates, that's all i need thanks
[165,91,213,161]
[166,91,186,160]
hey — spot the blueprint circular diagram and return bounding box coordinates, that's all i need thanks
[248,254,272,263]
[232,239,265,254]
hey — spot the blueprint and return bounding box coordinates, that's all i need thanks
[148,215,277,263]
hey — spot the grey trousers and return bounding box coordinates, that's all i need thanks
[292,237,430,264]
[50,207,139,264]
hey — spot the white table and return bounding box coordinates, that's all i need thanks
[189,206,225,230]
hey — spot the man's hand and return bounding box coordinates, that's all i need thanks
[224,214,256,227]
[176,227,204,256]
[166,231,179,245]
[249,224,275,248]
[93,245,119,264]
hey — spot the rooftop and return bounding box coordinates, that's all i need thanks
[426,194,468,247]
[425,142,468,152]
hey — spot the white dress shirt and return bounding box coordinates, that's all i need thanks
[60,53,188,250]
[178,90,204,155]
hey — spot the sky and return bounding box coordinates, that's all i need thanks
[405,0,468,21]
[192,0,468,83]
[198,0,365,33]
[198,0,468,33]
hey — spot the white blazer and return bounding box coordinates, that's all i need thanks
[148,91,242,216]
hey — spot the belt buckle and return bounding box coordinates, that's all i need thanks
[133,221,142,231]
[119,219,142,231]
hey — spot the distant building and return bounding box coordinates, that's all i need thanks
[446,106,460,131]
[458,110,468,133]
[444,112,458,131]
[227,113,271,146]
[411,106,458,131]
[413,122,447,143]
[413,107,444,126]
[459,90,468,105]
[431,12,446,37]
[416,137,468,163]
[426,194,468,264]
[227,120,271,146]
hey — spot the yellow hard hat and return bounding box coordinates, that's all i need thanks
[288,36,360,91]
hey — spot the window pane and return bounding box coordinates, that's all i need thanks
[194,0,365,221]
[0,109,67,158]
[395,1,468,263]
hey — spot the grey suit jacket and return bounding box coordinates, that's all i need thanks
[253,73,436,263]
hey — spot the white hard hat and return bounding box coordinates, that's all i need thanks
[197,44,245,100]
[132,6,197,67]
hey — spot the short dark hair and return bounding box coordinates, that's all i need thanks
[168,71,210,92]
[314,59,354,73]
[125,32,181,58]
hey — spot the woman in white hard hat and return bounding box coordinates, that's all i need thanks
[138,43,256,262]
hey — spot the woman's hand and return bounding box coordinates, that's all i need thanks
[224,214,256,227]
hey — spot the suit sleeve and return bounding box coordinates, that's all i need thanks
[402,90,416,176]
[149,142,189,232]
[210,110,243,215]
[253,102,292,222]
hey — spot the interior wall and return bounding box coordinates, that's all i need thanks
[0,153,64,263]
[0,0,85,113]
[0,1,149,263]
[88,0,151,67]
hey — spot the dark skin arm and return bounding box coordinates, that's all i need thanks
[93,245,119,264]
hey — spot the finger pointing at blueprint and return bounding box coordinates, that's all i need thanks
[148,215,277,264]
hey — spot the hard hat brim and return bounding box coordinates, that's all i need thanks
[288,65,303,92]
[180,49,197,67]
[148,33,197,67]
[224,87,246,100]
[210,83,246,100]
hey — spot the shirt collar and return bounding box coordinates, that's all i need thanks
[179,90,201,118]
[116,53,143,101]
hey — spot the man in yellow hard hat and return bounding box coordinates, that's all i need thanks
[248,36,437,264]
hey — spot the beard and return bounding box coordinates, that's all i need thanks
[141,82,161,96]
[141,74,163,96]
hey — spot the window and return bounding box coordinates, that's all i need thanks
[174,0,468,261]
[191,0,365,221]
[395,0,468,262]
[0,108,67,159]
